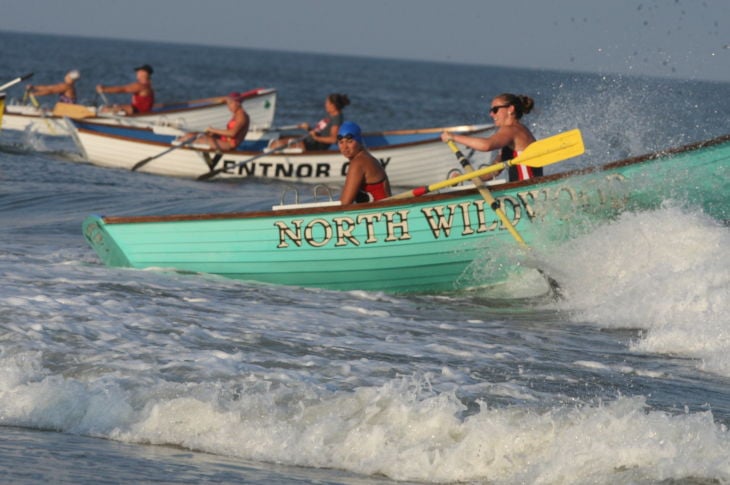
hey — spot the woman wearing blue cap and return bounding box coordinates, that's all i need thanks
[337,121,391,205]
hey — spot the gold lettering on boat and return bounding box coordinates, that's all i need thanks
[303,218,333,247]
[457,201,476,235]
[516,189,544,220]
[274,219,304,248]
[333,216,358,246]
[383,210,411,242]
[356,213,382,243]
[274,210,412,249]
[473,199,498,233]
[421,204,457,238]
[421,198,523,238]
[500,195,523,227]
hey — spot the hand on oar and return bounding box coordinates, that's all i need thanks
[95,86,110,106]
[442,130,585,296]
[196,136,307,181]
[387,129,585,200]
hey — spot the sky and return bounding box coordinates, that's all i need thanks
[2,0,728,82]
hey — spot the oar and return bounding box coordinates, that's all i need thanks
[131,137,196,171]
[263,124,303,132]
[97,90,110,106]
[388,129,585,200]
[28,93,57,135]
[196,136,307,181]
[447,139,528,244]
[0,72,33,92]
[445,129,584,294]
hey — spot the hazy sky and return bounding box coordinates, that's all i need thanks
[2,0,728,82]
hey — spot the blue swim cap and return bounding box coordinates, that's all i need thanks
[337,121,363,144]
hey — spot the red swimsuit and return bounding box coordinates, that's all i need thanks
[362,179,389,201]
[131,83,154,113]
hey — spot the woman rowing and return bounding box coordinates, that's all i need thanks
[442,93,541,182]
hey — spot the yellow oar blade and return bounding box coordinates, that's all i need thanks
[513,129,584,168]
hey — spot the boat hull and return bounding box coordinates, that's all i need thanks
[1,88,277,135]
[69,120,497,186]
[82,134,730,293]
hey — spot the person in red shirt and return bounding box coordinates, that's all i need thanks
[96,64,155,115]
[177,92,250,151]
[337,121,391,205]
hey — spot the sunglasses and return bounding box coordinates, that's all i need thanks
[489,104,510,114]
[336,133,355,141]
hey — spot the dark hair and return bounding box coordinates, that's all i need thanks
[327,93,351,110]
[495,93,534,119]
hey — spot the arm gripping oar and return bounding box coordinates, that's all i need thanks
[0,72,33,92]
[387,129,584,200]
[448,129,584,294]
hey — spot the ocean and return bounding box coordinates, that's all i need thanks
[0,30,729,484]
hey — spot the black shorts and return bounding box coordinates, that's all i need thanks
[303,137,332,151]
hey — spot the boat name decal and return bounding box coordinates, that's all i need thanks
[215,157,391,179]
[219,159,336,178]
[273,174,629,249]
[274,198,523,248]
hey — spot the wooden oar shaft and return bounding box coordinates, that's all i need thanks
[28,93,58,135]
[131,138,194,171]
[448,140,526,245]
[388,162,507,200]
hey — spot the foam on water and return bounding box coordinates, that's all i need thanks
[548,205,730,376]
[0,353,728,484]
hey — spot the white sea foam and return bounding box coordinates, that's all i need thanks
[549,205,730,376]
[0,353,728,484]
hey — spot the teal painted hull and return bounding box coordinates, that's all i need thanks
[83,135,730,293]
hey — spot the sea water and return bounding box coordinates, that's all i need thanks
[0,31,729,484]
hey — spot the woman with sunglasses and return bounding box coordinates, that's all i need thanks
[337,121,392,205]
[441,93,540,182]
